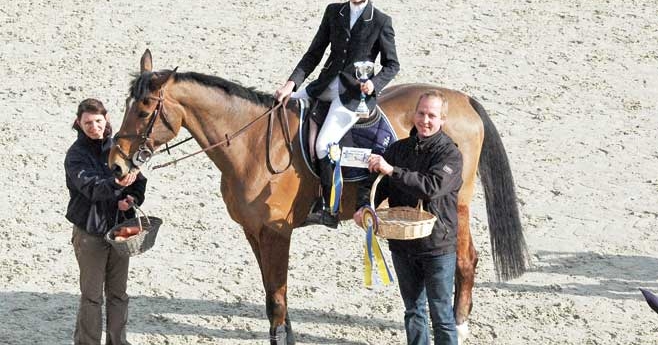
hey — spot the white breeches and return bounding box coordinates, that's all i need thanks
[292,78,358,159]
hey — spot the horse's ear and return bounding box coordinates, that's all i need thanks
[140,49,153,73]
[151,69,176,91]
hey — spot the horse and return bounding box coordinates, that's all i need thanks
[108,49,528,344]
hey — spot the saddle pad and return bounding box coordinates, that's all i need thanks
[298,99,398,182]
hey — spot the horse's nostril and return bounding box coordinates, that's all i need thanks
[111,165,123,178]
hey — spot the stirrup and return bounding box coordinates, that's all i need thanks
[304,209,338,229]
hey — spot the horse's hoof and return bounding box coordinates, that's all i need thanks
[456,321,469,345]
[270,324,287,345]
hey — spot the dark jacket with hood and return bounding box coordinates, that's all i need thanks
[65,132,147,236]
[357,127,463,256]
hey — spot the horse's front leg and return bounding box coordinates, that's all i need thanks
[454,203,478,344]
[259,225,295,345]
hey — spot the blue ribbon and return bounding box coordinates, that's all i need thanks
[328,144,343,215]
[362,206,394,287]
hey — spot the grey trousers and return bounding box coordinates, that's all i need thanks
[72,226,131,345]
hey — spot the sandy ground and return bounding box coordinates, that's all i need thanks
[2,0,658,344]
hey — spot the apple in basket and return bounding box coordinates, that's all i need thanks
[113,226,141,241]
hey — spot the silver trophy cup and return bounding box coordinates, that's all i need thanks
[354,61,375,118]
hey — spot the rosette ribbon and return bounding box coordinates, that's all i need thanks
[361,205,393,287]
[328,143,342,215]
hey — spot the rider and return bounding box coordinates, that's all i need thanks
[274,0,400,228]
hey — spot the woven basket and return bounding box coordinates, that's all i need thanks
[370,174,435,240]
[105,205,163,257]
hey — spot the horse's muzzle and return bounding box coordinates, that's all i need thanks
[111,164,125,178]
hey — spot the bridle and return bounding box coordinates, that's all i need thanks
[114,88,294,175]
[113,90,174,168]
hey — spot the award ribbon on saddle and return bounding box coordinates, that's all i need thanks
[361,205,394,287]
[328,144,343,215]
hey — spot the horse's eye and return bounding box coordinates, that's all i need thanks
[138,111,150,118]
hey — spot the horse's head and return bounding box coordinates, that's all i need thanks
[109,49,183,178]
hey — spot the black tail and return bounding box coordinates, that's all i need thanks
[640,288,658,314]
[470,97,529,281]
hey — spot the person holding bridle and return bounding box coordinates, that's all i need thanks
[65,98,147,345]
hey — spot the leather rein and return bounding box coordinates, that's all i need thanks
[115,90,294,175]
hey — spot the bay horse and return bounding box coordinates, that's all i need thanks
[109,50,528,344]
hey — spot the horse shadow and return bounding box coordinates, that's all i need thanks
[0,291,401,345]
[479,250,658,300]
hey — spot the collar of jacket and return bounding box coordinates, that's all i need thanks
[409,127,445,154]
[339,1,374,31]
[77,131,114,156]
[349,0,368,14]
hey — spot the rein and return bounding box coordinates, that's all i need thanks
[151,99,294,174]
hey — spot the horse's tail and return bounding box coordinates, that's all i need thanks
[470,97,529,281]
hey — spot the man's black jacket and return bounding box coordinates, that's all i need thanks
[358,128,463,256]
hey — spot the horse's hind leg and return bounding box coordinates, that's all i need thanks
[453,159,480,343]
[454,202,478,343]
[252,226,295,345]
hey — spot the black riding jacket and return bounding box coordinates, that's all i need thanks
[65,132,146,236]
[358,127,463,256]
[288,1,400,111]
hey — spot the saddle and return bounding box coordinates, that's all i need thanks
[307,99,379,126]
[298,98,398,182]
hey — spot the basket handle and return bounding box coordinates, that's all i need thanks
[131,204,151,232]
[108,204,149,240]
[370,173,425,212]
[369,174,385,208]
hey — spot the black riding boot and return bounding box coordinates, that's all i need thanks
[305,156,339,229]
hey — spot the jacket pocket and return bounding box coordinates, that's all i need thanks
[321,60,333,71]
[436,215,449,235]
[427,202,449,235]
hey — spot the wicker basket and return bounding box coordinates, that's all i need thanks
[369,174,436,240]
[105,205,163,257]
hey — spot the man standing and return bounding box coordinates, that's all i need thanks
[354,91,463,345]
[275,0,400,228]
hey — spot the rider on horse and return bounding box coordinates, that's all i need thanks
[274,0,400,228]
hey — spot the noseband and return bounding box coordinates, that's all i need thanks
[114,90,173,167]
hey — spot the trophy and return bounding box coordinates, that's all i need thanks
[354,61,375,118]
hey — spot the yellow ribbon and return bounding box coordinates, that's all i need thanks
[361,206,393,287]
[328,144,342,214]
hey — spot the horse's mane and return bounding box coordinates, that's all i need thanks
[129,70,275,107]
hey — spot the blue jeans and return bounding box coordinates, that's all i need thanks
[392,251,457,345]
